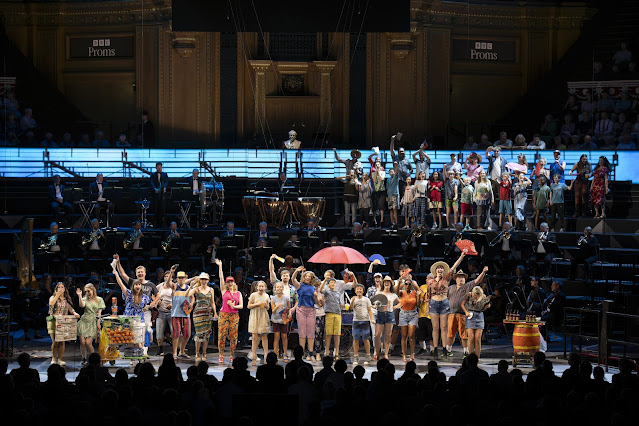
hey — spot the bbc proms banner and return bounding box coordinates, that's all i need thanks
[451,39,516,62]
[68,36,134,59]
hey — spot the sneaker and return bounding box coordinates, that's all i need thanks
[353,356,359,366]
[156,346,164,356]
[58,360,66,366]
[431,348,438,359]
[463,225,472,231]
[444,349,454,358]
[560,228,565,232]
[416,348,426,356]
[487,226,492,231]
[364,355,372,365]
[51,359,57,365]
[433,223,438,229]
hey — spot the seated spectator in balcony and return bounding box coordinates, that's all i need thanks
[463,136,478,150]
[4,113,19,135]
[625,61,639,79]
[494,131,513,149]
[40,132,58,148]
[611,42,632,72]
[580,135,597,150]
[562,95,579,117]
[580,92,594,117]
[566,135,582,151]
[93,130,110,148]
[600,135,617,150]
[2,91,21,117]
[594,111,614,142]
[526,134,546,150]
[78,133,91,148]
[614,92,633,116]
[59,133,75,148]
[559,114,575,144]
[592,61,604,80]
[632,115,639,142]
[616,133,637,150]
[512,134,527,149]
[550,136,566,151]
[577,110,593,137]
[478,134,492,150]
[596,92,615,114]
[0,131,20,147]
[23,129,37,147]
[115,133,131,148]
[539,114,557,140]
[20,107,37,131]
[613,112,632,139]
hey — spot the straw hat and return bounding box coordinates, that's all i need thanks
[198,272,210,280]
[430,261,450,276]
[452,270,468,280]
[383,275,394,283]
[351,149,362,160]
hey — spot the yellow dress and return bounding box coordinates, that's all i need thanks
[248,292,270,334]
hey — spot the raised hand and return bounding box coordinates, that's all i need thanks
[483,266,489,273]
[75,288,82,296]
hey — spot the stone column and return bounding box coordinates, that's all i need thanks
[248,60,273,135]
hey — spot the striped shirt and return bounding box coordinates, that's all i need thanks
[447,280,477,315]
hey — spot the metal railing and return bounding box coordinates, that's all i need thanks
[564,300,639,371]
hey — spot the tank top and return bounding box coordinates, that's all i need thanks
[221,290,240,313]
[400,290,418,311]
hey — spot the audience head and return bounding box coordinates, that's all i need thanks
[334,359,347,374]
[498,359,509,372]
[533,351,546,368]
[466,353,479,368]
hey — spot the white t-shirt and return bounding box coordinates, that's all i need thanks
[352,296,372,322]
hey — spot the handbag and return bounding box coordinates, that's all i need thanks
[182,299,193,315]
[46,307,56,335]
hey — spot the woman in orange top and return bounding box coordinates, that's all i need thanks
[398,277,421,362]
[426,251,466,359]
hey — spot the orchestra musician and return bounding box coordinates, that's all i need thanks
[82,218,106,259]
[123,220,144,251]
[570,226,599,280]
[444,222,470,258]
[162,221,181,253]
[150,162,169,228]
[88,173,114,226]
[37,222,65,274]
[222,221,236,237]
[541,280,566,331]
[489,221,519,275]
[277,171,294,194]
[282,130,301,149]
[252,221,270,246]
[526,277,547,317]
[531,222,557,277]
[203,236,221,272]
[47,175,72,226]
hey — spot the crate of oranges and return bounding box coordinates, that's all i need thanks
[106,327,135,345]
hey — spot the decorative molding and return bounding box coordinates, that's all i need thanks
[172,37,196,59]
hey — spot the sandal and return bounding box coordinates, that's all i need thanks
[410,354,415,362]
[202,355,207,362]
[251,359,257,366]
[195,356,201,363]
[403,356,407,362]
[179,353,191,359]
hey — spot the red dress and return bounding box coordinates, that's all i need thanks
[590,167,608,206]
[429,181,443,202]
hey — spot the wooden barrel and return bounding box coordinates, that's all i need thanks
[512,324,541,354]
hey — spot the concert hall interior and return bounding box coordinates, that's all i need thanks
[2,0,639,423]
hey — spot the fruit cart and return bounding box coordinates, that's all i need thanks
[99,315,148,365]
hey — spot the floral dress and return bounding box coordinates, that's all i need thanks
[123,288,150,321]
[77,297,106,338]
[590,167,608,206]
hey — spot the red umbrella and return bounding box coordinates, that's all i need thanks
[308,246,370,264]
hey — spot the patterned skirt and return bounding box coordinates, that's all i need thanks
[193,306,212,342]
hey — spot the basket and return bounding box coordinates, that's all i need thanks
[54,315,78,342]
[131,321,146,344]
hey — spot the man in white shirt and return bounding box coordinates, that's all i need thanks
[486,146,507,207]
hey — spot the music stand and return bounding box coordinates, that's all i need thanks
[171,187,194,229]
[221,235,245,249]
[216,245,238,272]
[131,185,152,228]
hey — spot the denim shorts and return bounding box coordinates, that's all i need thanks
[499,199,513,215]
[465,311,485,330]
[399,309,419,326]
[352,321,371,341]
[429,299,450,315]
[376,311,395,325]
